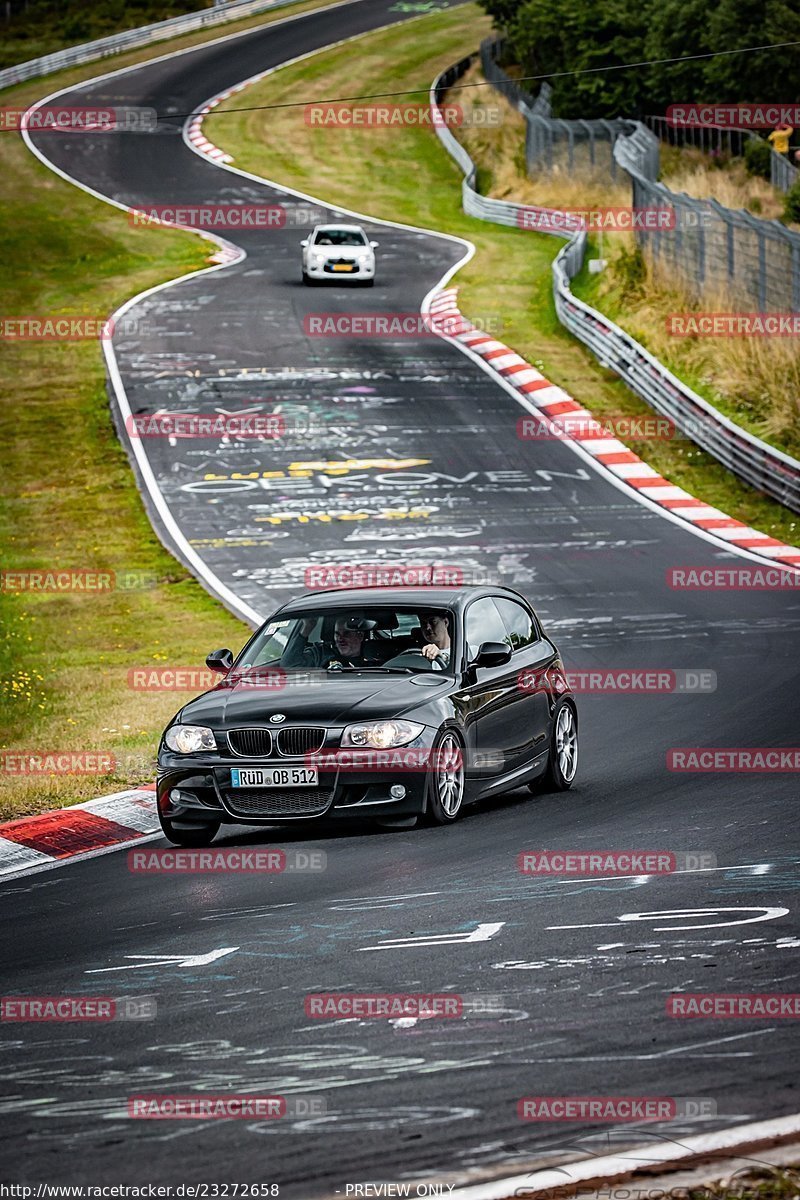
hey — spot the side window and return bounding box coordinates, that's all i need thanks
[464,597,509,662]
[494,598,537,651]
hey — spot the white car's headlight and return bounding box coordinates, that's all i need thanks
[310,253,324,265]
[164,724,217,754]
[342,719,424,749]
[357,253,370,264]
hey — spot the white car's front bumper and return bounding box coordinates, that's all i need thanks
[305,259,375,280]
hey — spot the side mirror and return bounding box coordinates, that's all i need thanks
[370,240,379,248]
[300,239,309,247]
[206,648,234,674]
[471,641,512,669]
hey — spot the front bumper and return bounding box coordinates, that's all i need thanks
[305,259,374,279]
[157,739,435,824]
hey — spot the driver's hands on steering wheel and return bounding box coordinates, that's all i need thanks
[420,643,441,660]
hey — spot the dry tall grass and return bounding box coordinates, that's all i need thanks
[456,66,800,456]
[660,147,791,225]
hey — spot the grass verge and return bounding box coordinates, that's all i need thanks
[0,0,344,820]
[207,12,799,548]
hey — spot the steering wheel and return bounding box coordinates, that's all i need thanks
[380,650,439,671]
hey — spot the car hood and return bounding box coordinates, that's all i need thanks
[179,672,449,727]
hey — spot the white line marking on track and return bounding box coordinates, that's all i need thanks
[549,906,790,931]
[359,922,505,951]
[86,947,238,972]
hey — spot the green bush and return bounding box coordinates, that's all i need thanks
[783,178,800,224]
[744,137,773,180]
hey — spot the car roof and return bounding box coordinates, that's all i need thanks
[313,223,365,232]
[274,585,535,614]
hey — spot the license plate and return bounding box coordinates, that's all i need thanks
[332,263,354,272]
[230,767,318,788]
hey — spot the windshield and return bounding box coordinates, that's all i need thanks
[313,229,367,246]
[233,606,456,676]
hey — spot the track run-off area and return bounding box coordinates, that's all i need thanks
[5,0,800,1194]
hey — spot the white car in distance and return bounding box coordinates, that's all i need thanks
[301,224,378,286]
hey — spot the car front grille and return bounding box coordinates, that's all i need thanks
[277,727,326,756]
[228,728,273,758]
[222,788,334,818]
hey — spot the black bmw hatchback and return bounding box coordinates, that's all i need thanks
[156,585,578,844]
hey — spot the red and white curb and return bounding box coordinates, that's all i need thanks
[447,1111,800,1198]
[0,787,159,879]
[186,92,238,164]
[185,92,251,264]
[429,288,800,570]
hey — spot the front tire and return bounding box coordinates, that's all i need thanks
[425,729,465,824]
[536,700,578,792]
[159,813,220,846]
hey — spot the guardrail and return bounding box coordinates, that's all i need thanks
[771,147,800,194]
[0,0,309,92]
[430,58,800,514]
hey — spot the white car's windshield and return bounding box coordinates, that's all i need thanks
[313,229,367,246]
[233,606,455,675]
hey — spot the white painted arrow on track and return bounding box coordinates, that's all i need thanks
[86,948,238,973]
[549,907,789,932]
[358,922,505,951]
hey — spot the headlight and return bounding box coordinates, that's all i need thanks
[357,254,370,264]
[164,724,217,754]
[342,720,425,748]
[310,253,324,265]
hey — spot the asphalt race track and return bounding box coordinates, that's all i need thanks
[5,0,800,1193]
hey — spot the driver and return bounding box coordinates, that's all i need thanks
[290,614,376,668]
[419,610,451,668]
